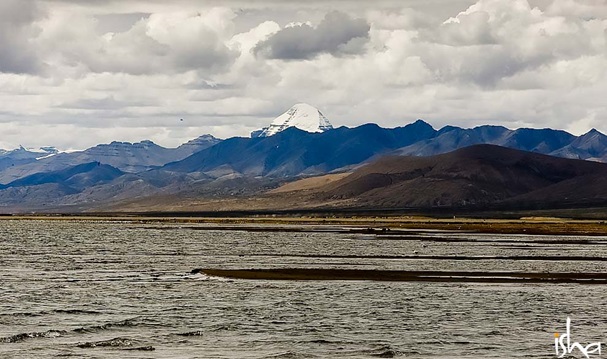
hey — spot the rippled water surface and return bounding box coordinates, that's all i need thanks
[2,219,607,358]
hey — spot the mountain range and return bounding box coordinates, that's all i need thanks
[2,104,607,213]
[0,135,220,184]
[104,144,607,214]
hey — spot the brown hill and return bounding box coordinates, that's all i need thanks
[268,173,350,194]
[503,172,607,209]
[314,144,607,209]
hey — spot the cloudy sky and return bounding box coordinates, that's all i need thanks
[1,0,606,150]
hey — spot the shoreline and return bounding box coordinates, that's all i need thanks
[1,214,607,236]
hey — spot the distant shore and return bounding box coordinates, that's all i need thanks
[2,212,607,236]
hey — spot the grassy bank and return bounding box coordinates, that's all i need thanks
[2,213,607,236]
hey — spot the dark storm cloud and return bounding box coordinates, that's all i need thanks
[0,0,43,74]
[254,11,370,60]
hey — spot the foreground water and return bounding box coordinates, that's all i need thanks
[2,219,607,358]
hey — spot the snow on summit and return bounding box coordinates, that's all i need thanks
[252,103,334,137]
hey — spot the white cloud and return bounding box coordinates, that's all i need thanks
[254,11,370,59]
[35,7,238,75]
[0,0,605,150]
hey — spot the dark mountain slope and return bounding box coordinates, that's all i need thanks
[318,144,607,209]
[504,172,607,209]
[551,129,607,161]
[0,162,125,209]
[396,125,510,156]
[395,125,575,157]
[0,162,124,191]
[499,128,574,153]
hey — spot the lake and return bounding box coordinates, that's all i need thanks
[1,219,607,358]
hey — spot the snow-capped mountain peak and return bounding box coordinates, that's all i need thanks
[14,145,57,154]
[252,103,334,138]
